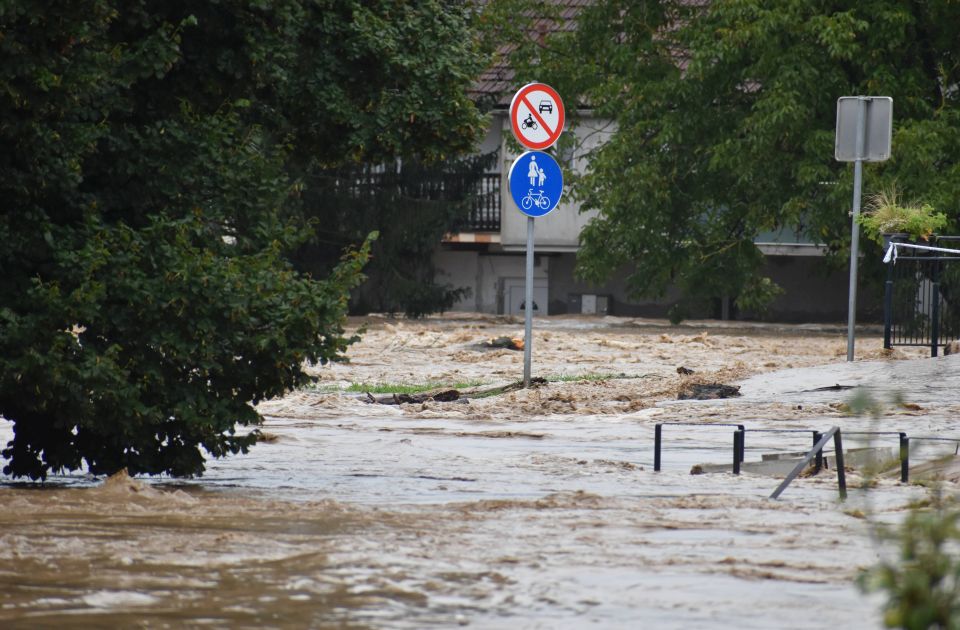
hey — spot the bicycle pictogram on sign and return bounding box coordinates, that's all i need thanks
[508,151,563,218]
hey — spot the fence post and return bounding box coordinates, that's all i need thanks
[833,429,847,500]
[738,425,746,462]
[813,431,823,472]
[931,256,941,357]
[883,278,893,349]
[733,430,742,475]
[654,424,662,472]
[900,433,910,483]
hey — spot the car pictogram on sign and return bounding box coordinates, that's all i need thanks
[510,83,565,150]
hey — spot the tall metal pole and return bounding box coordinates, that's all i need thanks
[523,216,534,387]
[846,97,867,362]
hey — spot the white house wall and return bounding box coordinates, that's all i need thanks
[436,110,855,322]
[500,113,614,252]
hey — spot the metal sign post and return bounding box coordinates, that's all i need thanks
[835,96,893,362]
[524,217,535,386]
[508,150,564,387]
[509,83,565,387]
[846,99,866,362]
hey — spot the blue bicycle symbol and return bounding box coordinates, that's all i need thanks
[521,189,551,211]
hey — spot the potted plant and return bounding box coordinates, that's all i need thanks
[857,186,948,246]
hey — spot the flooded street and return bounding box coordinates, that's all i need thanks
[3,314,958,628]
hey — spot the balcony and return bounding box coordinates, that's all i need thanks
[451,173,501,233]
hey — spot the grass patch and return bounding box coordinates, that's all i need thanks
[546,372,633,383]
[307,373,653,398]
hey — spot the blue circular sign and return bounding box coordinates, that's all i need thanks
[508,151,563,217]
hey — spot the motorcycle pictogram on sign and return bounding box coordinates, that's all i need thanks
[510,83,565,151]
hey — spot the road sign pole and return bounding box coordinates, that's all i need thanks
[509,83,565,389]
[524,216,534,387]
[846,97,866,362]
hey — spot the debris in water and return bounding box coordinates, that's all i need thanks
[480,336,524,351]
[366,390,462,405]
[678,383,741,400]
[498,377,548,393]
[803,384,855,392]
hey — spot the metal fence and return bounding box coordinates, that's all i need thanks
[342,171,502,233]
[883,236,960,356]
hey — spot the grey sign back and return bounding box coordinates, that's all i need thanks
[835,96,893,162]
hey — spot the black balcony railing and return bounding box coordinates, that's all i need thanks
[451,172,501,232]
[322,170,501,233]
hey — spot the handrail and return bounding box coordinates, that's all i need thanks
[654,423,745,474]
[652,424,956,488]
[742,428,824,473]
[844,431,910,481]
[770,427,846,501]
[910,436,960,456]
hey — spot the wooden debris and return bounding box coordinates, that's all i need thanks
[677,383,741,400]
[365,389,462,405]
[480,336,524,351]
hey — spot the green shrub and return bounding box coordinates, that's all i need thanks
[859,497,960,629]
[858,187,948,245]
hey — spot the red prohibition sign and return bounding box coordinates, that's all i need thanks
[510,83,565,151]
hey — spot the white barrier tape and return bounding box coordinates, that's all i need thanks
[883,241,960,264]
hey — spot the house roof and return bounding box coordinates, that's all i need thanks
[471,0,591,107]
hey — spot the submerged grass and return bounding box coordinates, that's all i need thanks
[307,372,648,397]
[547,372,635,383]
[469,372,653,399]
[307,380,485,394]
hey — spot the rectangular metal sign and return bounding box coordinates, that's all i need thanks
[835,96,893,162]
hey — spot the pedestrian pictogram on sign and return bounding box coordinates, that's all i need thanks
[510,83,565,150]
[508,151,563,217]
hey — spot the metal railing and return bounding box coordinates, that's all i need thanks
[651,423,939,500]
[653,422,745,473]
[770,427,847,500]
[452,173,501,232]
[884,236,960,356]
[310,169,501,233]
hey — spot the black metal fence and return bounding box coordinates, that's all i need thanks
[883,236,960,356]
[651,422,957,500]
[452,173,501,232]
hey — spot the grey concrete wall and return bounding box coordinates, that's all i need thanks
[433,249,479,310]
[546,254,681,318]
[545,253,863,323]
[749,256,873,323]
[434,249,549,314]
[436,248,865,323]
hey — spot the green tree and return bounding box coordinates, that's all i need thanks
[290,1,514,317]
[299,152,497,318]
[514,0,960,318]
[0,0,489,480]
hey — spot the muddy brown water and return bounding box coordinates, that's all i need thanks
[3,315,958,628]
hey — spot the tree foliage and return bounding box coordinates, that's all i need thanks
[299,152,497,318]
[0,0,488,479]
[515,0,960,316]
[860,496,960,629]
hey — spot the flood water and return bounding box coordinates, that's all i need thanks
[3,316,959,628]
